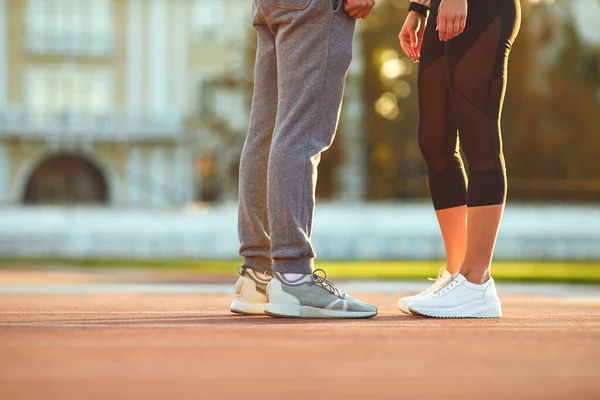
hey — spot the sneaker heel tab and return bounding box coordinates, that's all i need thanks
[483,279,499,297]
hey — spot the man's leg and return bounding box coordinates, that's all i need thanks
[232,3,278,315]
[265,0,355,273]
[258,1,377,319]
[238,4,278,273]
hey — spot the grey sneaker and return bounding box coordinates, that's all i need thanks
[264,269,378,319]
[230,266,271,315]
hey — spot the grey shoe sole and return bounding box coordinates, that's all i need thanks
[264,303,377,319]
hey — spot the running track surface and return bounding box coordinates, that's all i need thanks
[0,281,599,399]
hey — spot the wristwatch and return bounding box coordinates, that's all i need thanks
[408,1,430,18]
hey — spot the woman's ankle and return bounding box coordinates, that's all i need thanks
[461,269,491,285]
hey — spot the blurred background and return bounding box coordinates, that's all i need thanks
[0,0,599,263]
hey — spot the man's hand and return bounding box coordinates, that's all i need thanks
[437,0,467,42]
[344,0,376,19]
[399,11,427,63]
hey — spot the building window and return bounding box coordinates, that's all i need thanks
[195,0,223,41]
[26,0,114,55]
[27,68,112,126]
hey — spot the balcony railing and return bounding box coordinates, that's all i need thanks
[0,106,185,142]
[25,31,115,56]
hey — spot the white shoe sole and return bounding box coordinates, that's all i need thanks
[264,303,377,319]
[398,301,414,315]
[230,299,267,315]
[409,298,502,319]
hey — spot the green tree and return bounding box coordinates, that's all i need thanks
[503,2,600,202]
[361,0,426,201]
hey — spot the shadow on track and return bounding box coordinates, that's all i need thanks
[1,313,416,327]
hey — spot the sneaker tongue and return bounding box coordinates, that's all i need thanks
[441,270,452,279]
[299,274,314,283]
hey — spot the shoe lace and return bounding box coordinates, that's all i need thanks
[433,275,459,295]
[236,265,244,276]
[422,267,449,293]
[312,269,344,297]
[427,267,447,282]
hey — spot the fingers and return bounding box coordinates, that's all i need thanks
[399,34,413,61]
[346,8,370,19]
[415,27,425,60]
[355,9,370,19]
[399,14,425,63]
[345,8,359,18]
[343,2,355,15]
[408,28,417,59]
[437,14,447,42]
[439,14,466,41]
[399,30,417,62]
[448,17,459,41]
[344,1,375,19]
[344,4,363,18]
[458,15,467,36]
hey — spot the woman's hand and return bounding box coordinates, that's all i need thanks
[399,11,427,63]
[437,0,467,42]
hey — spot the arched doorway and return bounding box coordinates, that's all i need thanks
[24,154,109,205]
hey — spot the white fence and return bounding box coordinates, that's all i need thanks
[0,203,599,260]
[0,105,184,142]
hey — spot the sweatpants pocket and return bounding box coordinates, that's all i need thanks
[333,0,344,12]
[271,0,312,10]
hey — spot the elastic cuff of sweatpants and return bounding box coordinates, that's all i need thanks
[272,257,314,274]
[243,256,273,273]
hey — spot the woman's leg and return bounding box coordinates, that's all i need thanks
[435,207,466,274]
[417,0,467,274]
[446,0,521,283]
[406,0,520,318]
[461,205,504,283]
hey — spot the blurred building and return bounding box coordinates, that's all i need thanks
[0,0,255,207]
[1,0,598,260]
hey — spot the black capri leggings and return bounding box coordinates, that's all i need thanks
[418,0,521,210]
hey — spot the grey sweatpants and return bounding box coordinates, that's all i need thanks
[238,0,356,274]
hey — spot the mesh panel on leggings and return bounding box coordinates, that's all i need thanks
[417,0,520,209]
[449,17,504,173]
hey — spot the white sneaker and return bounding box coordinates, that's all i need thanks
[408,273,502,318]
[230,266,271,315]
[397,269,453,315]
